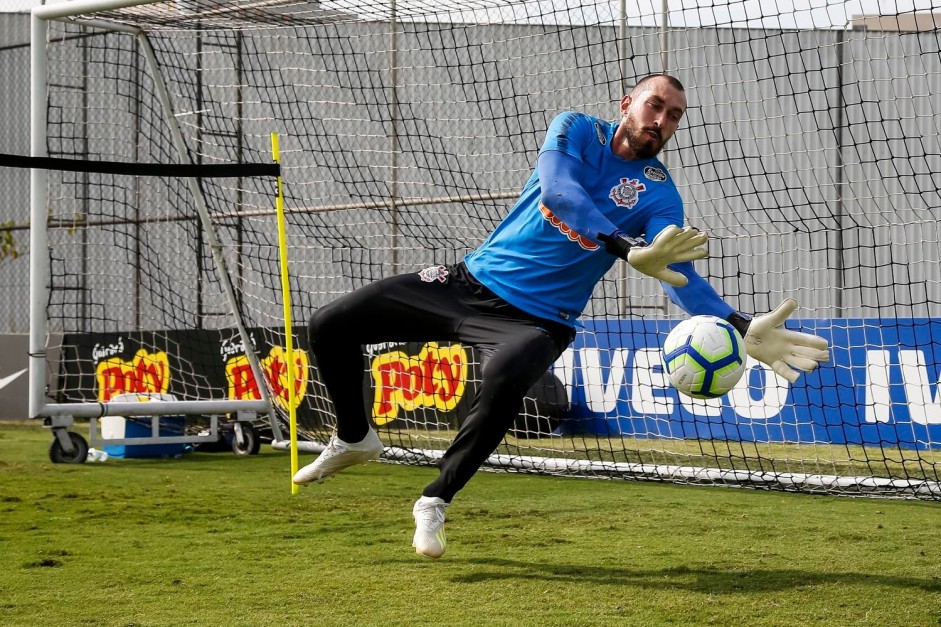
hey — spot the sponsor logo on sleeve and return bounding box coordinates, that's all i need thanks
[643,166,667,182]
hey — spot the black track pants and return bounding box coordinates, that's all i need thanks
[307,262,574,503]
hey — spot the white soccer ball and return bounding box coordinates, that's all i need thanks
[663,315,747,399]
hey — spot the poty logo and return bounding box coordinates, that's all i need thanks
[609,177,646,209]
[371,342,467,424]
[225,346,309,411]
[96,349,170,402]
[92,337,125,361]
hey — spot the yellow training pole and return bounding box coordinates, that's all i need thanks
[271,132,299,494]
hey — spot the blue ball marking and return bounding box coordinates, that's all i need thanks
[664,319,744,397]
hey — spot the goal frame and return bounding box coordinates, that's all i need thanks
[22,0,941,499]
[28,0,275,441]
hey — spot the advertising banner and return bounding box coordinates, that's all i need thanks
[564,318,941,450]
[57,318,941,449]
[59,329,315,423]
[57,331,562,435]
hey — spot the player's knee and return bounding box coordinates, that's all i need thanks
[479,356,539,400]
[479,332,559,396]
[308,305,343,348]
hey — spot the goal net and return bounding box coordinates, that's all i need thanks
[30,0,941,498]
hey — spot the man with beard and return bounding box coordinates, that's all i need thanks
[293,73,830,559]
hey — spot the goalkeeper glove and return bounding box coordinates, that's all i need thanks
[727,298,830,383]
[598,225,708,287]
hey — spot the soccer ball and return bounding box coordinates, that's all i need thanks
[663,315,747,399]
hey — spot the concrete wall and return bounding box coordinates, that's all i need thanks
[0,14,30,334]
[0,334,29,420]
[0,13,939,337]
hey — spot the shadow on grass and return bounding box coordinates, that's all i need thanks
[441,558,941,594]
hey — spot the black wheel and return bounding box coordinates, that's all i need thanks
[49,432,89,464]
[231,423,261,456]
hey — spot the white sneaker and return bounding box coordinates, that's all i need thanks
[292,429,383,485]
[412,496,449,559]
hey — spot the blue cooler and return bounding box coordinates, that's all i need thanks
[101,415,187,458]
[100,393,188,459]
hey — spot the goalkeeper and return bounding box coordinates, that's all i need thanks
[293,73,830,559]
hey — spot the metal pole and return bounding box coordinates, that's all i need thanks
[658,0,671,316]
[617,0,628,316]
[834,28,846,316]
[30,0,159,421]
[34,0,155,21]
[389,0,399,274]
[660,0,670,74]
[28,12,49,419]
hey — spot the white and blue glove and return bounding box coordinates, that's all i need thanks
[734,298,830,383]
[599,225,708,287]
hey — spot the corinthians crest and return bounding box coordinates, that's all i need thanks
[609,177,646,209]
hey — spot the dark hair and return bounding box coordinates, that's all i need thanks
[633,73,685,93]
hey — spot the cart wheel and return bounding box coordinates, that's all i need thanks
[231,423,261,456]
[49,432,89,464]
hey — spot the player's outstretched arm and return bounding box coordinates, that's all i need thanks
[731,298,830,383]
[599,225,708,287]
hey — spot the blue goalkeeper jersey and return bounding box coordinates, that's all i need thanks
[466,110,729,327]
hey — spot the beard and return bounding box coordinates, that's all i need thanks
[625,122,664,159]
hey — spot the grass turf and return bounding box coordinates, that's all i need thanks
[1,420,939,626]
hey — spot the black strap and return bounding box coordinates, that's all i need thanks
[597,230,648,260]
[0,152,279,178]
[726,311,753,337]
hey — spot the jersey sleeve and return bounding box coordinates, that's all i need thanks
[639,182,685,242]
[537,149,620,242]
[539,111,596,162]
[661,261,735,319]
[538,111,622,241]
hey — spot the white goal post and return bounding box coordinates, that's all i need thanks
[26,0,941,498]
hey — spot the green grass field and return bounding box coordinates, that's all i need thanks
[1,420,939,627]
